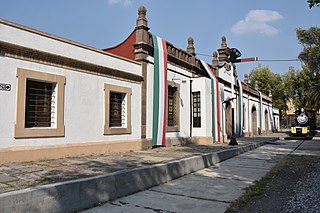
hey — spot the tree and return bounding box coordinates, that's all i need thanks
[296,27,320,110]
[307,0,320,8]
[248,65,314,117]
[283,66,313,109]
[248,65,286,113]
[296,27,320,76]
[310,81,320,109]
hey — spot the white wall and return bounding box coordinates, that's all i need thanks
[0,22,141,76]
[191,77,212,137]
[0,21,280,150]
[146,56,192,139]
[221,84,235,135]
[0,41,141,148]
[219,84,226,137]
[273,108,280,131]
[218,66,235,85]
[248,97,259,134]
[0,23,141,148]
[242,94,249,135]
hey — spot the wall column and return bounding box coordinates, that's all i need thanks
[134,6,150,140]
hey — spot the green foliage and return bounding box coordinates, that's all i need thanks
[282,66,313,109]
[307,0,320,8]
[248,65,286,112]
[310,80,320,109]
[296,27,320,75]
[296,27,320,109]
[247,26,320,113]
[248,65,315,115]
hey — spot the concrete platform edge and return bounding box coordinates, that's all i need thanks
[0,141,267,213]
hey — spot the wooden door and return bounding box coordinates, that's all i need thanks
[265,110,269,135]
[252,107,257,135]
[225,102,232,139]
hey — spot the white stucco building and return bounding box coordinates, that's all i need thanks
[0,6,279,163]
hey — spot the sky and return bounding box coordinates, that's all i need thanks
[1,0,319,80]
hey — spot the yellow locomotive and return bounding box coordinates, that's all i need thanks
[289,106,317,139]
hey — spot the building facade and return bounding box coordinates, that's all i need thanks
[0,6,279,163]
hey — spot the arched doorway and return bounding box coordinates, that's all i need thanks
[264,110,269,135]
[251,106,257,135]
[225,102,232,139]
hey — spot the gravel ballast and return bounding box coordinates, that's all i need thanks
[227,154,320,213]
[285,166,320,213]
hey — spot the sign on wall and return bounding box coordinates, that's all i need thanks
[0,83,11,91]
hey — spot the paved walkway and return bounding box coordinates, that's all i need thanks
[0,135,283,194]
[82,136,320,213]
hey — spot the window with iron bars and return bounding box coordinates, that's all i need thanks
[167,83,180,132]
[109,92,126,128]
[104,84,131,135]
[192,91,201,127]
[25,80,56,128]
[14,68,65,138]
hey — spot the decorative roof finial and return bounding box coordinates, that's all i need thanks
[212,51,218,67]
[218,35,229,65]
[187,37,196,56]
[136,6,148,28]
[221,36,227,49]
[138,5,147,16]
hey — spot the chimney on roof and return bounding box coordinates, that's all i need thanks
[187,37,196,56]
[244,74,249,84]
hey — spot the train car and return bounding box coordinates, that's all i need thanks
[289,106,317,139]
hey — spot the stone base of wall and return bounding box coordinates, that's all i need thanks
[243,131,250,137]
[190,136,213,145]
[0,135,233,163]
[243,130,271,137]
[0,140,146,164]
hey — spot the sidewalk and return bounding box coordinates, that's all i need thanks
[0,133,285,212]
[84,134,306,213]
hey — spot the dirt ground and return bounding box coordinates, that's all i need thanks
[226,155,320,213]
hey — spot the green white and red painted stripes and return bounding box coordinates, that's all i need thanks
[200,60,221,142]
[152,35,168,147]
[238,80,243,136]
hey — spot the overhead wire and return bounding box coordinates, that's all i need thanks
[196,52,300,62]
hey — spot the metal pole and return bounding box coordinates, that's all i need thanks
[231,62,235,135]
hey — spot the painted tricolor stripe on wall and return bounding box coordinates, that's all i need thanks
[238,80,243,136]
[200,60,221,142]
[152,35,168,147]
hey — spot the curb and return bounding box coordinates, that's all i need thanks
[0,141,267,213]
